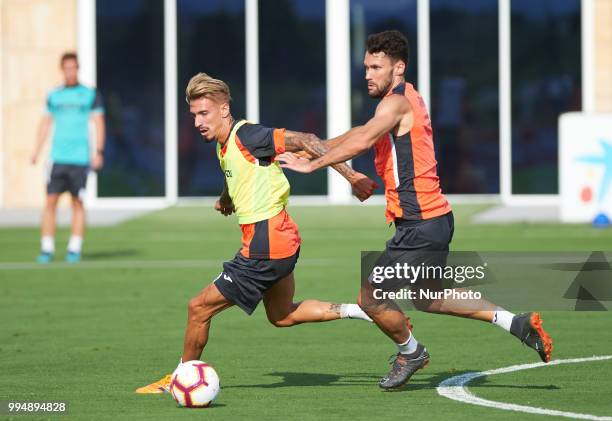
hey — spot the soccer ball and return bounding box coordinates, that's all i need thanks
[170,360,220,408]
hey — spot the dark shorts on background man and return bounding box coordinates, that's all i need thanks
[47,163,89,198]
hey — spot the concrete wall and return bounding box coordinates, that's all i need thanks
[0,1,4,208]
[0,0,77,209]
[595,0,612,112]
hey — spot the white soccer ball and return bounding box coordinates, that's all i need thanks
[170,360,220,408]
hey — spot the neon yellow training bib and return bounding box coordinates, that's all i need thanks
[217,120,290,224]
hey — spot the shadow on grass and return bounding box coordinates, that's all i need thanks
[223,371,374,389]
[470,375,560,390]
[223,370,560,392]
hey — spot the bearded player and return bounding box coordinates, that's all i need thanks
[136,73,385,393]
[279,30,553,390]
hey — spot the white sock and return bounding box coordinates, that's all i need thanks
[492,309,515,332]
[67,236,83,253]
[397,333,419,355]
[172,358,185,376]
[41,236,55,253]
[340,304,373,322]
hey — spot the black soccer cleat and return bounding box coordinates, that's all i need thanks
[379,344,430,390]
[510,312,553,363]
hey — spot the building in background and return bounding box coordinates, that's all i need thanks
[1,0,611,209]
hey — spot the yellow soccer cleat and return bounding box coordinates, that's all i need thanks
[135,374,172,394]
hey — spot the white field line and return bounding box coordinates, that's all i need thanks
[437,355,612,420]
[0,259,337,271]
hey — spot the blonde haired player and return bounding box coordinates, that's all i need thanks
[136,73,383,393]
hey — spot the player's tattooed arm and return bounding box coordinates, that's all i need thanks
[215,179,235,216]
[283,130,378,201]
[284,132,346,160]
[284,131,355,178]
[280,96,410,173]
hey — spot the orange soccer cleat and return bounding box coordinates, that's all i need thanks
[510,312,553,363]
[135,374,172,394]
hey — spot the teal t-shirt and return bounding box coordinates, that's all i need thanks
[46,84,104,165]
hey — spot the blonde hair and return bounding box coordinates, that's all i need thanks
[185,72,231,104]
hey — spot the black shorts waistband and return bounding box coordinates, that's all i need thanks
[394,218,421,227]
[394,212,453,228]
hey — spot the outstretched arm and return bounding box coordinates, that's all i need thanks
[284,131,359,182]
[283,130,378,201]
[279,96,410,173]
[289,132,353,160]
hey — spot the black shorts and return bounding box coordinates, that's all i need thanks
[368,212,454,288]
[214,247,300,315]
[47,163,89,198]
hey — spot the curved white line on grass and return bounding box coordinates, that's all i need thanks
[437,355,612,421]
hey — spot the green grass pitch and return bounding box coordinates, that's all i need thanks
[1,205,611,420]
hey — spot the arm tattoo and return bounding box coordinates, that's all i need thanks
[284,131,357,182]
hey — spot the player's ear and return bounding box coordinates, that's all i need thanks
[220,102,230,118]
[394,60,406,77]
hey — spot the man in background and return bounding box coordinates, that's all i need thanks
[31,52,105,263]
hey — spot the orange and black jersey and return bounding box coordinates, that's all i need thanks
[240,209,300,259]
[219,121,286,163]
[220,121,301,260]
[374,82,452,222]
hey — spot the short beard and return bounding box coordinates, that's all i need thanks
[368,78,393,99]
